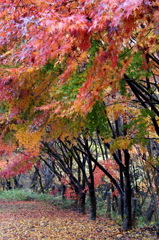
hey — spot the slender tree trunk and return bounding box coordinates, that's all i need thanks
[132,197,138,225]
[122,149,132,230]
[106,191,112,218]
[118,148,124,220]
[78,190,86,215]
[88,183,96,220]
[30,168,38,191]
[86,156,96,220]
[62,184,66,199]
[34,166,44,193]
[78,174,87,215]
[146,196,155,222]
[13,175,22,189]
[119,167,124,219]
[6,178,12,190]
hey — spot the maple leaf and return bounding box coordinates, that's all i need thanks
[0,4,159,231]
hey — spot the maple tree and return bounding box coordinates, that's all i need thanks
[42,137,97,219]
[0,0,158,151]
[0,0,159,232]
[0,0,158,112]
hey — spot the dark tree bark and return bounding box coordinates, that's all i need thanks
[87,156,97,220]
[34,166,44,193]
[122,149,132,230]
[146,197,155,222]
[30,167,39,191]
[6,178,12,190]
[13,175,22,189]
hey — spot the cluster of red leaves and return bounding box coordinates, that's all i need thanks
[0,1,158,79]
[60,176,77,199]
[94,159,118,188]
[0,151,37,179]
[64,186,77,200]
[0,0,158,183]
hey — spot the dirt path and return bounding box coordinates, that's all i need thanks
[0,200,157,240]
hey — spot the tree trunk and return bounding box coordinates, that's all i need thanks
[62,184,66,199]
[78,191,86,215]
[34,166,44,193]
[122,149,132,230]
[86,156,96,220]
[13,175,22,189]
[106,191,112,218]
[119,163,124,220]
[6,178,12,190]
[88,183,96,220]
[132,197,138,225]
[30,168,38,191]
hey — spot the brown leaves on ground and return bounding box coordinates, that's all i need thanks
[0,200,157,240]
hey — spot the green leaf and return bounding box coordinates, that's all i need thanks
[86,101,111,137]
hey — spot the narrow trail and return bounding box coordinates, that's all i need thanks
[0,200,157,240]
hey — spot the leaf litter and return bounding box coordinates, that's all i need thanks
[0,200,157,240]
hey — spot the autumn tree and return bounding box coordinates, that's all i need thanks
[0,0,159,231]
[42,137,96,218]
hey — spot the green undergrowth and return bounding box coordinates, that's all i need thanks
[51,195,74,209]
[0,189,73,209]
[0,189,53,201]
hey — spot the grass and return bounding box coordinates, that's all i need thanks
[0,189,52,201]
[0,189,74,209]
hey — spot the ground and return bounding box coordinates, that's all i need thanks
[0,200,157,240]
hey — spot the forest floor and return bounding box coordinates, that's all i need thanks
[0,200,158,240]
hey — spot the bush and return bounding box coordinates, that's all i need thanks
[0,189,54,201]
[0,189,74,209]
